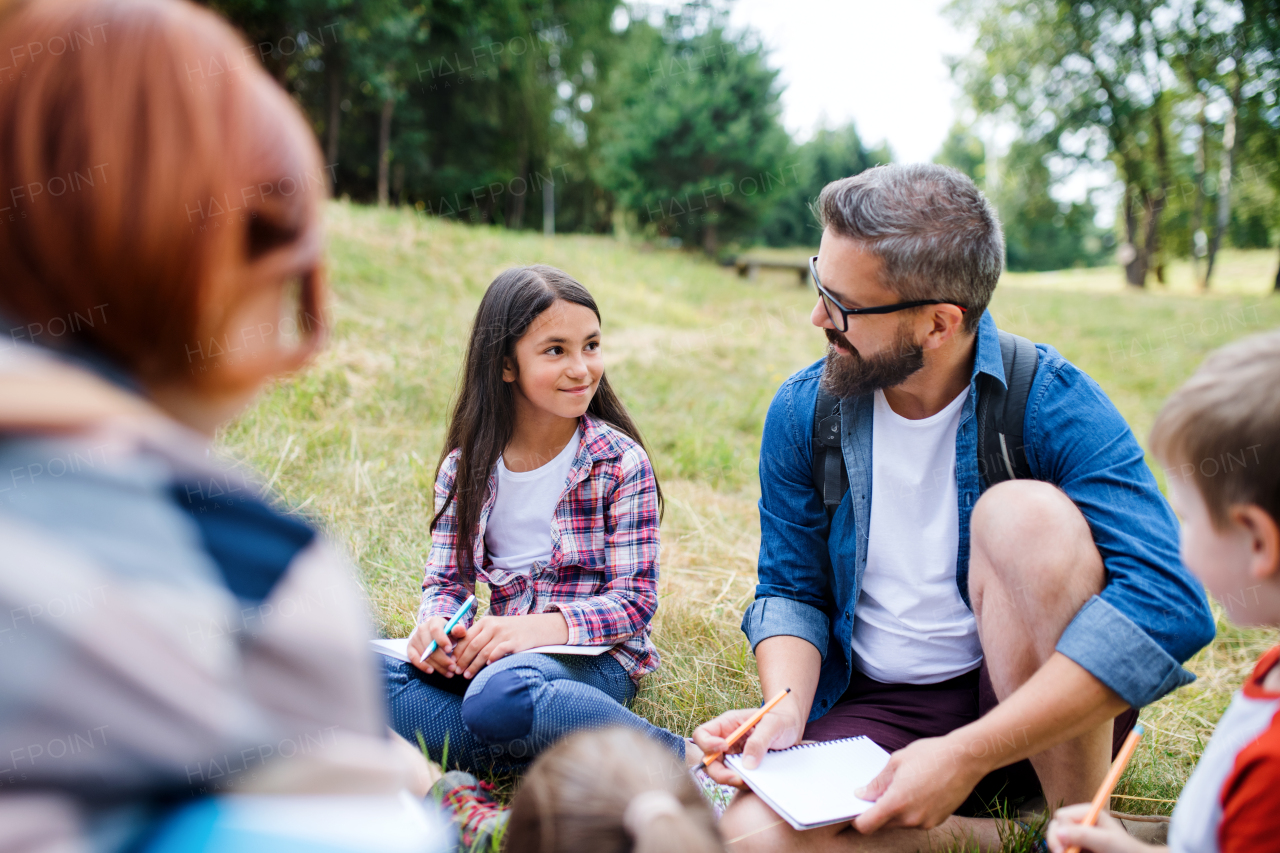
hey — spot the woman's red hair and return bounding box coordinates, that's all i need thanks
[0,0,327,392]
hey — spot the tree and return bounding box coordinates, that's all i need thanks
[998,139,1114,271]
[203,0,625,225]
[1168,0,1252,288]
[1166,0,1278,288]
[937,125,1111,271]
[1203,44,1243,285]
[598,3,790,254]
[935,122,986,186]
[1169,0,1224,284]
[1239,0,1280,289]
[952,0,1187,286]
[755,123,891,247]
[202,0,359,193]
[332,1,428,208]
[951,0,1277,288]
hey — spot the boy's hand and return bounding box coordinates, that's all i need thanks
[451,613,570,678]
[1047,804,1163,853]
[407,617,467,676]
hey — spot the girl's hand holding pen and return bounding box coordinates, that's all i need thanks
[408,617,468,676]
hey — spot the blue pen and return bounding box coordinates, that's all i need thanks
[419,595,476,662]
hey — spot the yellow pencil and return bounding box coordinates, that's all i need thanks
[1064,723,1144,853]
[701,688,792,769]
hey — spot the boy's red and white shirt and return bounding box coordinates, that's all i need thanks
[1169,644,1280,853]
[418,413,661,681]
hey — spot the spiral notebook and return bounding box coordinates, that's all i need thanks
[723,736,891,830]
[369,638,612,662]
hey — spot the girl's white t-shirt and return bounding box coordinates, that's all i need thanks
[851,388,984,684]
[484,427,581,574]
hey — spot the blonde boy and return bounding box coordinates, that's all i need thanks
[1049,330,1280,853]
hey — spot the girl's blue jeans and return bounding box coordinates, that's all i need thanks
[382,651,684,772]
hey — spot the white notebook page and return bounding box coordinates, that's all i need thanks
[369,637,612,663]
[724,736,891,829]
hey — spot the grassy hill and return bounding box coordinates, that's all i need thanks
[219,202,1279,827]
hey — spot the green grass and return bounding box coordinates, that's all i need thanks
[218,202,1280,842]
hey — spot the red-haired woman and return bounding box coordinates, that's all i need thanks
[0,1,441,850]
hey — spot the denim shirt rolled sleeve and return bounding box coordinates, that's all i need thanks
[1025,356,1216,708]
[743,364,843,688]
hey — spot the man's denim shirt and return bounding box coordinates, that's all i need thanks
[742,311,1215,722]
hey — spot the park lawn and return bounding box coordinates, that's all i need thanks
[218,202,1279,837]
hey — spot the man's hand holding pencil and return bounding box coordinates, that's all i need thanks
[693,689,803,788]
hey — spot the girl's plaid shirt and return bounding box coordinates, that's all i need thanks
[418,414,661,681]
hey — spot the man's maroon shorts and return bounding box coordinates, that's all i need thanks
[802,661,1139,816]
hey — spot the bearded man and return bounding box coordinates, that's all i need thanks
[693,164,1214,852]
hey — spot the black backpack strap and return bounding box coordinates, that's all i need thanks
[978,330,1039,488]
[812,387,848,518]
[811,331,1037,510]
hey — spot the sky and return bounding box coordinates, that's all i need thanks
[722,0,1119,222]
[624,0,1119,223]
[726,0,974,164]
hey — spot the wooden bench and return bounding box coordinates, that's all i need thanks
[733,256,810,286]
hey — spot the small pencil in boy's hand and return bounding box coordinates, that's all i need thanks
[1063,723,1144,853]
[701,688,792,769]
[420,595,476,663]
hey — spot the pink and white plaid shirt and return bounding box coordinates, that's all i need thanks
[418,414,661,681]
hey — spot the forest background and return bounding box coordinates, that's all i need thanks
[201,0,1280,286]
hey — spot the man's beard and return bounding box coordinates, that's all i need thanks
[820,324,925,398]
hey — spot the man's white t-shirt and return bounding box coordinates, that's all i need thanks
[484,427,581,574]
[851,389,983,684]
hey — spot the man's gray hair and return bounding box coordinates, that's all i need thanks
[817,164,1003,332]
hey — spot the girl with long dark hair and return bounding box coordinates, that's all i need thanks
[383,265,692,773]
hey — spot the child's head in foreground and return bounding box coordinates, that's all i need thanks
[1151,330,1280,626]
[505,728,723,853]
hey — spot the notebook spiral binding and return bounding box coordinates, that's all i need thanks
[777,735,874,752]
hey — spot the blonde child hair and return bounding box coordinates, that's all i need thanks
[505,728,724,853]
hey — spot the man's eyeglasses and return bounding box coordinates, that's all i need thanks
[809,255,967,333]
